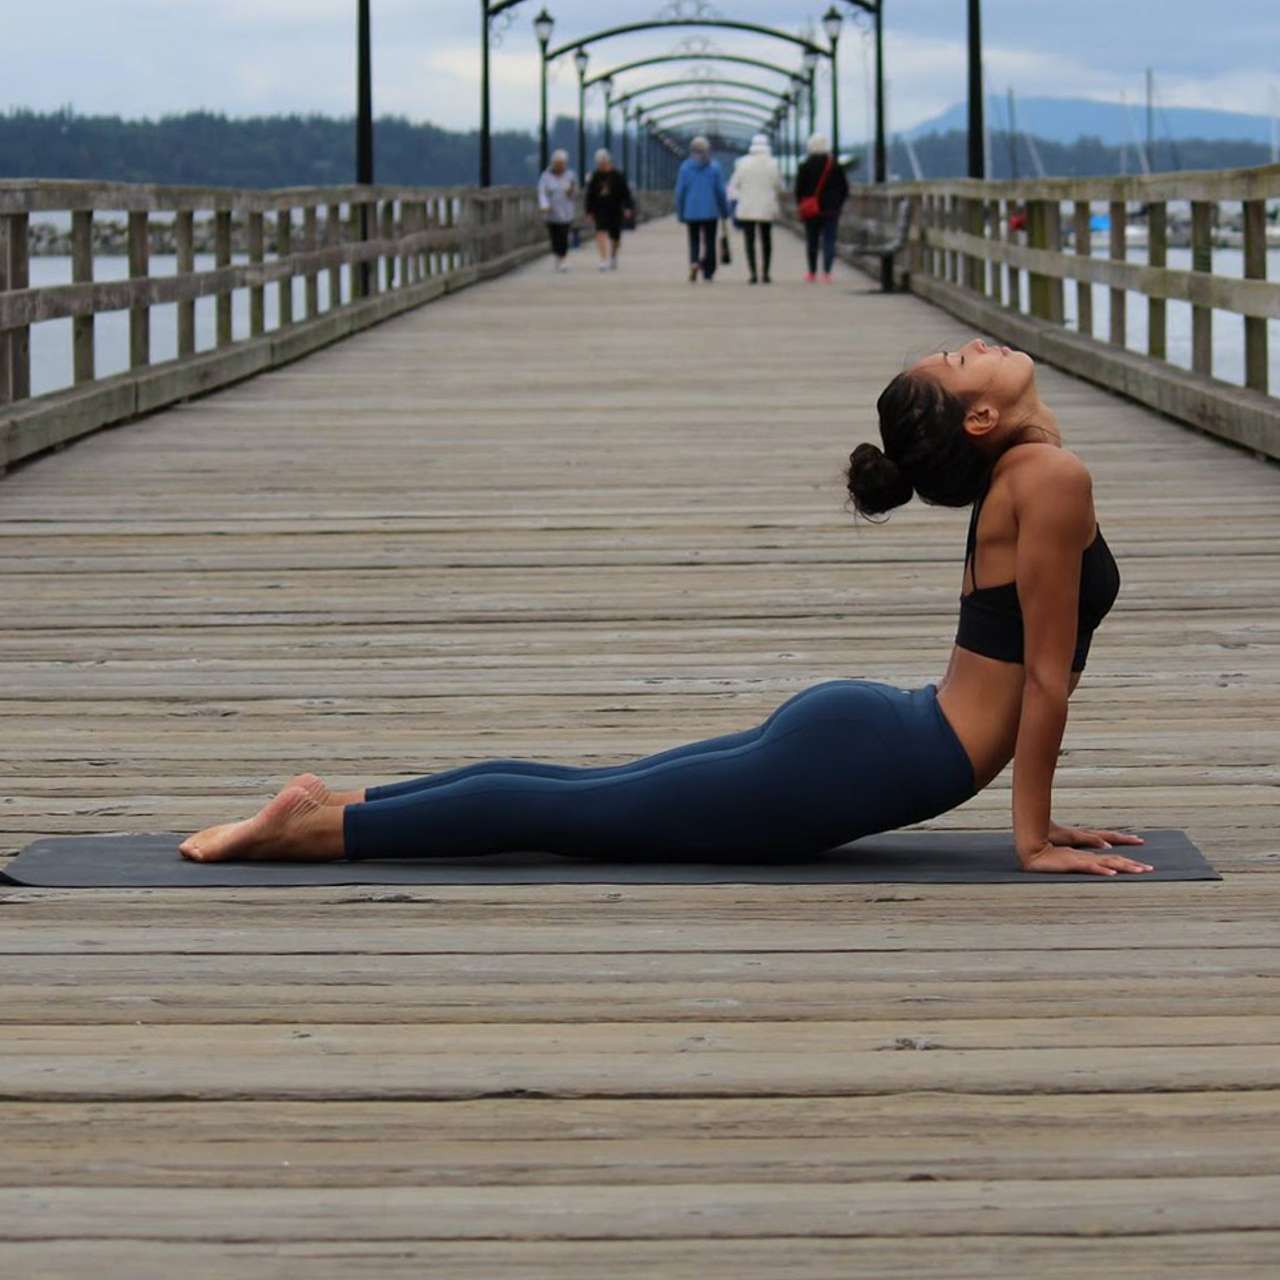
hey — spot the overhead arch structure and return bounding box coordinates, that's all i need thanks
[612,78,790,109]
[638,94,786,119]
[550,17,828,188]
[584,51,804,92]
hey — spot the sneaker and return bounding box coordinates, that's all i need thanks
[689,265,699,283]
[748,274,758,285]
[804,272,816,283]
[821,272,834,284]
[597,261,610,272]
[555,259,568,272]
[762,275,772,285]
[609,257,619,270]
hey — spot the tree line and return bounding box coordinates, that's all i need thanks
[2,108,1274,187]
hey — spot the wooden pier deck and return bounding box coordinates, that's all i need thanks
[2,217,1279,1277]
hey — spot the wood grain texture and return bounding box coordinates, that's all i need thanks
[1,217,1278,1275]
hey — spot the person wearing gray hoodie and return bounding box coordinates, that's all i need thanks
[537,149,579,272]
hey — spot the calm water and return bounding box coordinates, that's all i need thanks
[25,245,1280,398]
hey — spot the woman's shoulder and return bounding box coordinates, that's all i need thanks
[1000,444,1093,509]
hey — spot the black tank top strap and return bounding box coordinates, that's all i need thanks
[964,470,994,589]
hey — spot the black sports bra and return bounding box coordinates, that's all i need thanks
[955,466,1120,672]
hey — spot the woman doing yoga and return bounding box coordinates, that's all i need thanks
[181,338,1152,876]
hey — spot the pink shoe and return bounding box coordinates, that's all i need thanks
[821,272,834,283]
[804,272,816,283]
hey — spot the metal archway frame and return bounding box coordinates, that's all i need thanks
[547,19,826,64]
[645,107,778,131]
[586,52,804,90]
[613,78,790,108]
[638,94,788,118]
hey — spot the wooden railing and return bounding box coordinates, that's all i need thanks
[0,180,671,471]
[833,165,1280,461]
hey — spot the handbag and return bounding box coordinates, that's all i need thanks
[797,156,834,222]
[719,221,732,266]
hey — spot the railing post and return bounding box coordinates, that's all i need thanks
[986,198,1002,304]
[176,210,195,358]
[964,196,983,293]
[381,201,395,290]
[1147,201,1167,361]
[327,204,343,308]
[127,211,150,369]
[350,203,366,300]
[247,211,265,338]
[277,209,294,326]
[1108,199,1126,349]
[1027,199,1049,319]
[215,209,233,347]
[1004,199,1021,310]
[1243,199,1268,394]
[1073,200,1092,338]
[908,195,923,281]
[1190,200,1213,377]
[71,210,95,384]
[304,206,319,319]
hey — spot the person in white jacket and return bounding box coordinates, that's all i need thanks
[727,134,785,284]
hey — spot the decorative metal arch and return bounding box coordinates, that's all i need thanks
[635,94,785,118]
[585,51,802,89]
[547,19,827,63]
[645,107,778,130]
[612,77,789,107]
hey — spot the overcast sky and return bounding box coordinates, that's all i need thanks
[12,1,1280,141]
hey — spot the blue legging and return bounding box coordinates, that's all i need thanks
[342,680,976,861]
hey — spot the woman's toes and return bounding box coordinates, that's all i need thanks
[285,773,330,805]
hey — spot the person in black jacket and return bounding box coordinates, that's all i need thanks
[585,149,636,272]
[794,133,850,283]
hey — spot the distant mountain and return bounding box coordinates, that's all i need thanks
[905,96,1277,147]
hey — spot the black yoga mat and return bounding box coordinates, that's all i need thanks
[1,828,1216,888]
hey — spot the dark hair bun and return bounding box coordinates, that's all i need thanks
[847,441,914,518]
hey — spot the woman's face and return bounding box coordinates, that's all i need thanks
[551,158,567,175]
[911,338,1032,403]
[597,159,612,173]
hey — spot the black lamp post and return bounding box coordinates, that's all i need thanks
[356,0,373,296]
[534,8,554,173]
[822,5,843,159]
[574,47,589,178]
[802,48,819,139]
[480,1,524,187]
[601,75,614,152]
[842,2,886,183]
[967,0,984,177]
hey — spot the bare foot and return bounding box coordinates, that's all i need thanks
[180,786,345,862]
[283,773,366,806]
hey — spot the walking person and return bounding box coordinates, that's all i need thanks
[674,136,729,283]
[584,149,635,272]
[727,132,784,284]
[182,338,1153,879]
[537,148,578,272]
[795,133,849,283]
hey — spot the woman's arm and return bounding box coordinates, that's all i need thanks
[1010,451,1151,875]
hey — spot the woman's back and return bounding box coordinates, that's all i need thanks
[731,153,782,221]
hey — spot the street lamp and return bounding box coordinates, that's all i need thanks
[534,8,554,173]
[822,5,843,160]
[601,75,614,153]
[574,46,590,178]
[841,2,887,184]
[803,47,819,135]
[967,0,984,177]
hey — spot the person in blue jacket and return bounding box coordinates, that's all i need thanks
[674,136,729,283]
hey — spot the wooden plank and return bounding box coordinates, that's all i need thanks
[2,1177,1280,1241]
[6,1092,1280,1186]
[3,1236,1279,1280]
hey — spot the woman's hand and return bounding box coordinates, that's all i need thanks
[1019,837,1154,876]
[1047,821,1146,852]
